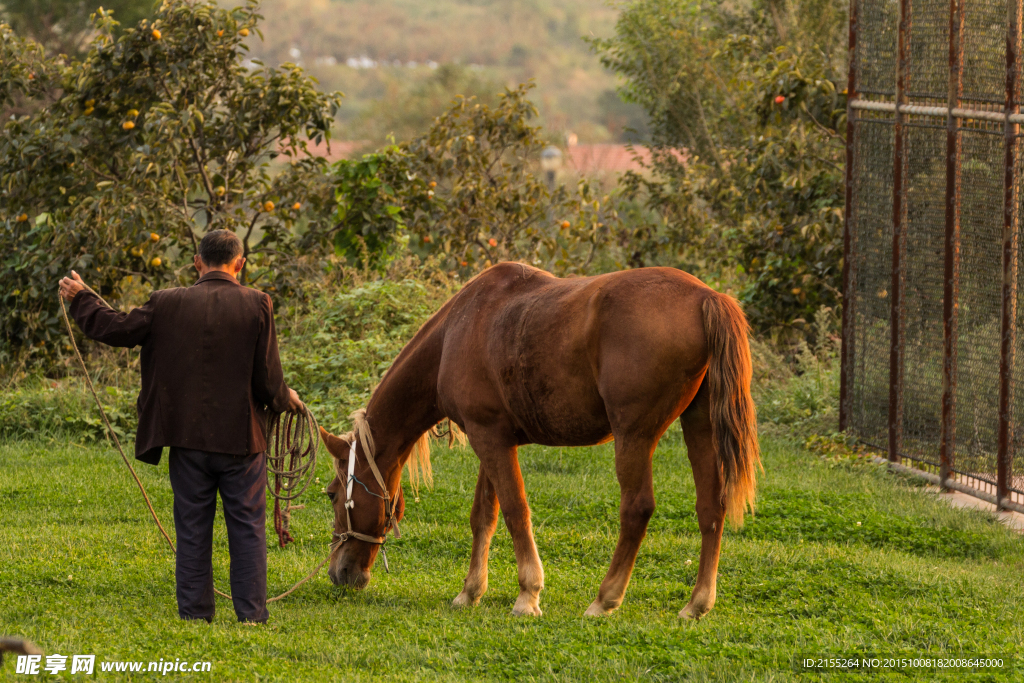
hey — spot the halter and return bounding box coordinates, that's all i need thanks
[332,437,401,571]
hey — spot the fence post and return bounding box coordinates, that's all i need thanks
[940,0,964,489]
[998,0,1022,510]
[840,0,859,433]
[889,0,911,463]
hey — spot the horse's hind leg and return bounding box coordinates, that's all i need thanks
[584,435,657,616]
[452,463,500,608]
[679,383,726,619]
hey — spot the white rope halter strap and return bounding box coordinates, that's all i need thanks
[332,430,401,555]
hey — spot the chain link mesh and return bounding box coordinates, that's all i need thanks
[856,0,898,95]
[850,115,894,449]
[955,127,1004,483]
[901,122,946,462]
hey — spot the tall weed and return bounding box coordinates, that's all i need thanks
[753,306,841,437]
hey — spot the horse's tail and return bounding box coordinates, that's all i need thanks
[702,291,760,527]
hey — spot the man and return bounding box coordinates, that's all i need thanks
[58,230,303,624]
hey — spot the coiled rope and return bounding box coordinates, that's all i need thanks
[59,292,332,603]
[267,409,319,548]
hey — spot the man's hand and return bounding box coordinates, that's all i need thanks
[286,388,305,414]
[58,270,87,302]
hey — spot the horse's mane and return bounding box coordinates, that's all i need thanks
[346,407,466,499]
[407,431,433,498]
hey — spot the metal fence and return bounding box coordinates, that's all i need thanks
[840,0,1024,513]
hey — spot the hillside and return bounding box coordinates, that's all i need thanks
[238,0,648,148]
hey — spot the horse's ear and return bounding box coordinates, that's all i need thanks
[319,426,351,460]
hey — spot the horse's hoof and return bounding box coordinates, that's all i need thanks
[584,600,613,617]
[511,605,542,617]
[679,603,708,620]
[511,598,542,616]
[451,591,479,608]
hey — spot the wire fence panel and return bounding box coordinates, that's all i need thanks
[843,0,1024,510]
[961,0,1007,105]
[856,0,898,96]
[1013,135,1024,496]
[901,123,946,466]
[850,116,895,449]
[955,127,1004,484]
[907,0,949,101]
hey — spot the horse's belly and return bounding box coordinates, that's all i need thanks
[518,421,613,448]
[504,366,612,447]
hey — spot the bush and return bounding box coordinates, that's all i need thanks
[0,377,136,442]
[320,84,623,276]
[590,1,848,341]
[276,270,458,431]
[0,261,457,442]
[753,307,841,436]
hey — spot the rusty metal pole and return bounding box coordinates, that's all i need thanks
[941,0,964,489]
[889,0,911,463]
[840,0,859,433]
[998,0,1022,510]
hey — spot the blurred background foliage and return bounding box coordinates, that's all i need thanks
[0,0,153,55]
[1,0,850,433]
[242,0,636,146]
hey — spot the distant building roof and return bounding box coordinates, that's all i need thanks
[564,144,687,175]
[565,144,649,174]
[280,139,685,174]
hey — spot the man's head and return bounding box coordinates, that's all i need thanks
[194,230,245,277]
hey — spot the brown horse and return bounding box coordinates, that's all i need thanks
[318,263,759,619]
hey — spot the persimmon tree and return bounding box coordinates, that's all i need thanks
[0,0,341,369]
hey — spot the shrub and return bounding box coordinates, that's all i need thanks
[277,272,457,431]
[319,84,622,276]
[4,272,846,443]
[0,377,136,442]
[754,307,841,435]
[0,264,455,442]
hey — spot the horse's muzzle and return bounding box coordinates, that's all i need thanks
[329,556,370,589]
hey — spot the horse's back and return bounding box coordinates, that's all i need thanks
[437,263,714,445]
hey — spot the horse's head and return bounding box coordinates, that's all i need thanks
[319,425,405,589]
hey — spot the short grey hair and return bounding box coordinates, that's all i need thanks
[198,230,243,266]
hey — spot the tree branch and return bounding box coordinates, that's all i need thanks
[187,136,218,206]
[240,209,261,283]
[801,104,845,144]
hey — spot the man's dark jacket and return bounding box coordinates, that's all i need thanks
[70,271,293,464]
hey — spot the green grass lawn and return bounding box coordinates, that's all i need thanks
[1,428,1021,681]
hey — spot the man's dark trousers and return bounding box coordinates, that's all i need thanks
[169,447,269,623]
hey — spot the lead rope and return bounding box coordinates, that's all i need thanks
[59,293,331,603]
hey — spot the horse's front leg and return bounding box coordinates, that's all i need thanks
[467,429,544,616]
[452,463,499,608]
